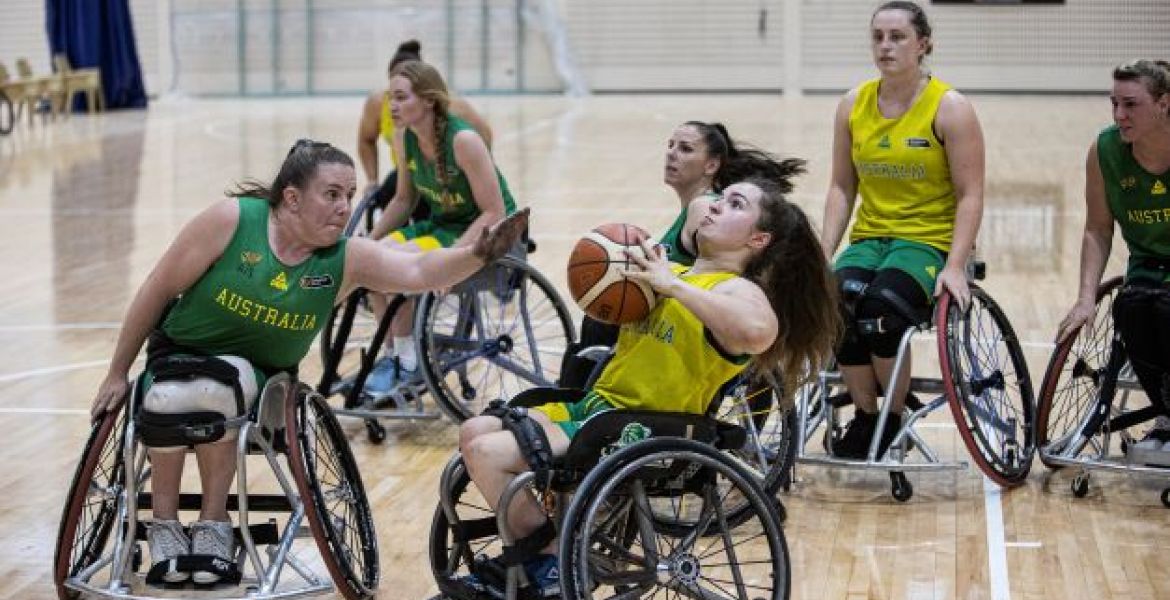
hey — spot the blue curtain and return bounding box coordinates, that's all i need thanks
[46,0,148,111]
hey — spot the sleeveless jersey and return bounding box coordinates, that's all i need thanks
[659,192,717,266]
[592,268,750,414]
[379,94,397,167]
[403,114,516,232]
[1097,124,1170,283]
[849,77,957,252]
[161,198,347,371]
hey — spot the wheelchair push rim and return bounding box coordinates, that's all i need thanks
[286,387,380,599]
[937,286,1036,487]
[1035,276,1126,470]
[54,409,127,600]
[559,437,790,600]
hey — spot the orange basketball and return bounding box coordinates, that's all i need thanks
[567,223,658,325]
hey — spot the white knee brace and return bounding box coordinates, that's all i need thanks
[143,355,259,452]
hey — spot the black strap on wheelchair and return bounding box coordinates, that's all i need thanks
[481,400,554,483]
[857,287,929,335]
[451,517,499,544]
[498,519,557,567]
[137,410,240,447]
[145,554,242,585]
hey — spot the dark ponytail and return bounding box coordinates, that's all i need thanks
[388,39,423,73]
[228,139,354,206]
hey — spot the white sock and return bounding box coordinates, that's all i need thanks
[394,336,417,371]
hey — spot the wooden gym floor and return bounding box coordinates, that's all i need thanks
[0,93,1167,599]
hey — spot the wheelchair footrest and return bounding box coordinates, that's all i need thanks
[144,554,243,585]
[134,520,280,546]
[135,493,294,513]
[1127,445,1170,468]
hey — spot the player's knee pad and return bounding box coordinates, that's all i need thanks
[138,355,259,450]
[834,278,872,366]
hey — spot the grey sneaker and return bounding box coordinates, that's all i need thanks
[190,519,235,584]
[147,519,190,583]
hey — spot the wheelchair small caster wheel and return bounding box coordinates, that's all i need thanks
[1160,488,1170,508]
[460,386,477,401]
[131,543,143,571]
[1071,473,1090,498]
[891,472,912,502]
[365,419,386,444]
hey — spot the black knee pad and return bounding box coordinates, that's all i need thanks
[834,270,875,366]
[480,400,554,476]
[1114,282,1170,408]
[855,296,916,358]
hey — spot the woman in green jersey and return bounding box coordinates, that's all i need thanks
[1057,59,1170,451]
[87,140,527,583]
[820,0,985,459]
[365,60,517,394]
[454,166,841,597]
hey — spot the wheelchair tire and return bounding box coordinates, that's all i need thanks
[558,438,790,600]
[427,461,503,585]
[54,409,127,600]
[1035,277,1124,471]
[417,255,575,422]
[287,386,379,600]
[937,286,1036,487]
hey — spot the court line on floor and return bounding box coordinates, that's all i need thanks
[0,407,88,415]
[984,475,1011,600]
[0,358,134,384]
[0,322,120,332]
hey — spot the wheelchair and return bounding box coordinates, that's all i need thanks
[54,368,379,600]
[1035,276,1170,506]
[427,387,791,600]
[793,262,1036,501]
[316,192,576,442]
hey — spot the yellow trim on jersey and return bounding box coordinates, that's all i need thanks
[849,77,956,252]
[387,231,442,251]
[591,268,748,415]
[379,94,397,167]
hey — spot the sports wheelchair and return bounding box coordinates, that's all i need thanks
[794,262,1036,501]
[428,387,791,600]
[1036,276,1170,506]
[317,193,576,441]
[54,364,378,600]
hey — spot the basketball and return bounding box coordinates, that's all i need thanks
[567,223,658,325]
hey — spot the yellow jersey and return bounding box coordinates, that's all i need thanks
[592,267,750,415]
[379,94,397,167]
[848,76,956,252]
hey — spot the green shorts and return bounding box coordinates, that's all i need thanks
[388,219,464,249]
[834,238,947,299]
[531,391,615,439]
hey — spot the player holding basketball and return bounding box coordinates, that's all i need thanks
[452,165,841,597]
[1056,59,1170,451]
[559,121,802,387]
[363,59,517,394]
[820,0,985,458]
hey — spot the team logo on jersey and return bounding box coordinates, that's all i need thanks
[1153,180,1167,195]
[237,250,263,278]
[925,265,938,279]
[877,135,891,149]
[269,271,289,291]
[1120,176,1137,191]
[906,137,931,148]
[299,274,335,289]
[408,159,417,172]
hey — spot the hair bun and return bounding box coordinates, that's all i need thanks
[398,39,422,54]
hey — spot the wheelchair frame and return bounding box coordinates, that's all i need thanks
[429,390,791,600]
[793,276,1036,501]
[315,192,576,442]
[54,373,379,600]
[1036,276,1170,507]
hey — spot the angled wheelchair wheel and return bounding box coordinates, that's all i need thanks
[54,408,128,600]
[417,255,575,421]
[938,286,1036,486]
[1035,277,1125,470]
[559,438,790,600]
[287,386,379,600]
[428,461,503,584]
[318,289,383,399]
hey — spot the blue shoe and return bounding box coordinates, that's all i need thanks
[365,356,398,395]
[398,364,425,388]
[523,554,560,597]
